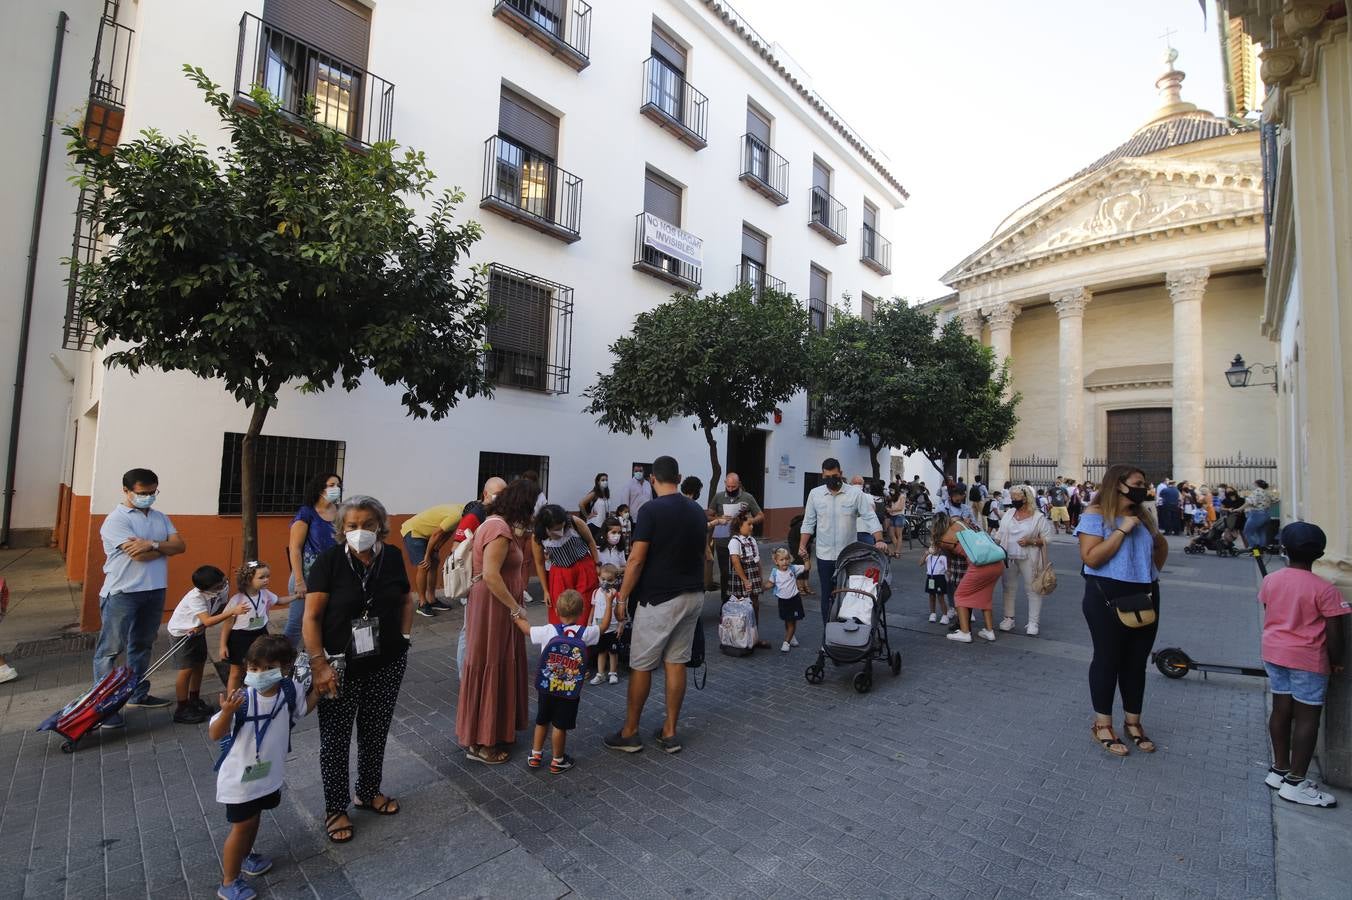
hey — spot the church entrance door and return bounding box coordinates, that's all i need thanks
[1106,408,1172,481]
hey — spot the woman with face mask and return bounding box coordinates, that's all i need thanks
[456,478,540,765]
[993,485,1055,636]
[531,504,602,626]
[302,495,414,844]
[578,473,611,543]
[284,472,343,646]
[1075,464,1170,758]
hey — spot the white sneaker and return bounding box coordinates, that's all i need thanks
[939,613,952,625]
[781,641,791,653]
[1278,778,1337,807]
[946,630,973,643]
[978,628,996,642]
[1025,623,1039,637]
[607,673,618,685]
[589,673,605,685]
[0,664,16,684]
[998,617,1015,632]
[1264,767,1289,789]
[522,591,533,604]
[928,613,938,623]
[790,637,799,647]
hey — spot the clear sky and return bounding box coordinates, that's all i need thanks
[725,0,1227,302]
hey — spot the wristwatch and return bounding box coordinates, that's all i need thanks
[151,540,160,551]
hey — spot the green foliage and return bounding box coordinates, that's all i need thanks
[583,285,810,500]
[67,66,493,418]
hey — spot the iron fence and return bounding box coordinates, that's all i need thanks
[860,225,891,274]
[641,56,707,144]
[1204,454,1277,489]
[633,213,701,289]
[481,135,582,239]
[808,186,847,243]
[493,0,591,62]
[1083,458,1107,484]
[734,261,786,298]
[1008,455,1059,488]
[740,134,789,203]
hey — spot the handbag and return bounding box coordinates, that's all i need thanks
[442,529,478,601]
[1032,544,1057,596]
[1093,577,1156,628]
[955,525,1006,566]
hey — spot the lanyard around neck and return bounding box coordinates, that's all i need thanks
[248,688,285,761]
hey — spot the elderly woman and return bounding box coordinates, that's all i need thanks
[303,495,414,844]
[994,484,1055,636]
[456,478,537,765]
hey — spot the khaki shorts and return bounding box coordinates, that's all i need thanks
[1050,506,1069,523]
[628,590,704,671]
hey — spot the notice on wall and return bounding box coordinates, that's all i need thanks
[778,454,790,479]
[643,213,703,268]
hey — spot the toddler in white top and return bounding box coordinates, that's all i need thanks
[588,564,626,685]
[922,549,951,624]
[763,548,808,652]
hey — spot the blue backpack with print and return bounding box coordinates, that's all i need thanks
[536,625,588,700]
[213,679,298,772]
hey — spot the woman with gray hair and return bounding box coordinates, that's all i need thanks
[994,484,1054,636]
[303,495,415,844]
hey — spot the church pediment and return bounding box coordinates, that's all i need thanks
[944,159,1263,286]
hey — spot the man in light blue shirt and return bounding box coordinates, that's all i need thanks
[91,468,186,724]
[797,458,886,625]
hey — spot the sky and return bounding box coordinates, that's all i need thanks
[725,0,1227,302]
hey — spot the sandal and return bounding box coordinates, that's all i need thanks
[527,750,544,769]
[1092,722,1129,757]
[1123,721,1156,753]
[465,745,510,765]
[353,794,400,815]
[325,812,354,843]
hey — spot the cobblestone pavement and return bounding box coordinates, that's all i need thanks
[0,537,1279,899]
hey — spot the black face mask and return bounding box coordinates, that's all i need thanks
[1123,485,1150,504]
[1011,500,1025,509]
[824,475,843,491]
[726,488,739,498]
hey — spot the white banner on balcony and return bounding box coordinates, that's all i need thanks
[643,213,703,268]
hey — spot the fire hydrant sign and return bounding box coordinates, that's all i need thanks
[643,213,703,268]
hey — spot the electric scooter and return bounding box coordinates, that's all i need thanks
[1152,547,1277,681]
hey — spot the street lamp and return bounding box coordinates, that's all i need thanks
[1224,353,1277,391]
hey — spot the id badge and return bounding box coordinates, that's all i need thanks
[349,617,380,659]
[926,577,937,593]
[241,760,272,783]
[246,616,264,630]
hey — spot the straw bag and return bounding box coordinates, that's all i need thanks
[1032,544,1057,596]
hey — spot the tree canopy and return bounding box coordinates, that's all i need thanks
[583,285,810,505]
[69,67,494,559]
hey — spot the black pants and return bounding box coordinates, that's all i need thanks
[317,651,407,815]
[1082,579,1159,717]
[715,541,731,601]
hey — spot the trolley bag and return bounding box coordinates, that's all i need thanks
[718,597,756,657]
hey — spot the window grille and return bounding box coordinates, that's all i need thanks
[218,433,346,515]
[487,264,573,394]
[478,452,549,496]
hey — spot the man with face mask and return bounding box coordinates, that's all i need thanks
[619,463,655,519]
[798,458,886,625]
[91,467,188,726]
[708,473,764,600]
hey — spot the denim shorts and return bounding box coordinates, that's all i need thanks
[403,535,430,566]
[1264,662,1329,706]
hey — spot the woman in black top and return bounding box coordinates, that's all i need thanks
[1220,486,1247,546]
[303,495,414,845]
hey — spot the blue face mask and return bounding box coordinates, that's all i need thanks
[244,668,283,691]
[131,493,156,509]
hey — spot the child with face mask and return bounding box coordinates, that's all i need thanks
[209,635,316,900]
[219,562,292,695]
[597,518,627,569]
[166,565,249,724]
[531,504,602,625]
[589,564,625,684]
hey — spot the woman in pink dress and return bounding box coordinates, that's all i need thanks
[456,478,537,764]
[939,519,1005,643]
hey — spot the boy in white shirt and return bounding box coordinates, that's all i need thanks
[166,565,247,725]
[209,635,315,900]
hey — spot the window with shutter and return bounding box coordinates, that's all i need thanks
[498,89,559,158]
[643,170,682,225]
[259,0,372,138]
[746,105,771,144]
[809,265,828,334]
[812,159,831,192]
[486,265,573,394]
[651,26,686,73]
[263,0,370,66]
[740,226,768,294]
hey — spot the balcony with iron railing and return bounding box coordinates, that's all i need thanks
[739,134,789,205]
[808,186,847,245]
[492,0,591,70]
[860,225,892,275]
[633,214,701,290]
[234,12,395,149]
[480,136,582,243]
[640,56,708,149]
[735,261,787,298]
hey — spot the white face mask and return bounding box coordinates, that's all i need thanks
[607,533,621,545]
[633,472,644,481]
[598,480,609,490]
[323,486,342,503]
[345,529,377,552]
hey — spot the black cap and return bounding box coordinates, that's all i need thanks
[1280,522,1326,558]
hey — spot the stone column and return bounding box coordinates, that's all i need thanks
[957,309,983,341]
[1051,287,1092,481]
[984,302,1021,488]
[1166,267,1209,482]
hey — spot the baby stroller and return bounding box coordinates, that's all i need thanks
[1184,518,1241,557]
[805,542,902,693]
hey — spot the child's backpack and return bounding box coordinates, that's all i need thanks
[441,529,477,601]
[213,680,298,772]
[718,597,757,656]
[536,624,588,699]
[956,526,1007,566]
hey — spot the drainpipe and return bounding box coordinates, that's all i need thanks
[1,11,67,548]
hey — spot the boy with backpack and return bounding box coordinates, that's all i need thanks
[515,588,611,773]
[209,635,315,900]
[166,565,248,724]
[1260,522,1349,808]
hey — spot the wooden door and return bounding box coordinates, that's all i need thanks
[1106,408,1172,481]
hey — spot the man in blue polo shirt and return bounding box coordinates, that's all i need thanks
[91,467,186,727]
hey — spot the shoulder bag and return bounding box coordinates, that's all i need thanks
[1032,542,1057,596]
[1092,577,1156,628]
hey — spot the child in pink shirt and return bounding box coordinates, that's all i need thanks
[1259,522,1349,808]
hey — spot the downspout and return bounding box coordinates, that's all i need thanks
[1,11,67,547]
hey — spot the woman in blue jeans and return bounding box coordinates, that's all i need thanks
[1242,479,1275,551]
[284,473,342,645]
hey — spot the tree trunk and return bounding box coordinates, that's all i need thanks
[867,438,883,482]
[925,453,950,480]
[702,420,722,508]
[239,403,269,564]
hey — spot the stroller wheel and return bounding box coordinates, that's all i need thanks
[804,665,825,685]
[1154,648,1192,679]
[890,651,902,676]
[852,672,872,694]
[60,740,76,754]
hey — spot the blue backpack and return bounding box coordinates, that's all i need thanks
[536,624,588,700]
[213,679,298,772]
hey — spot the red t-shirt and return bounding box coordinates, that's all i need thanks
[453,512,482,544]
[1259,567,1351,674]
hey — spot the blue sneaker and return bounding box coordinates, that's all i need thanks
[216,877,256,900]
[100,713,126,730]
[241,852,272,876]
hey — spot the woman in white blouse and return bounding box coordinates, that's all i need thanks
[995,484,1055,636]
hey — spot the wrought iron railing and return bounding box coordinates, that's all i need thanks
[481,136,582,239]
[235,12,395,147]
[486,264,574,395]
[808,296,828,334]
[641,56,708,144]
[633,213,701,289]
[735,261,786,298]
[1203,454,1277,488]
[860,225,892,273]
[808,185,846,241]
[806,395,841,440]
[1008,455,1060,488]
[740,134,788,201]
[1083,458,1107,485]
[493,0,591,62]
[1260,121,1280,257]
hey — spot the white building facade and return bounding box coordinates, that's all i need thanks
[0,0,905,624]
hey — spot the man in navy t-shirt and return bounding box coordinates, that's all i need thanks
[604,455,706,755]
